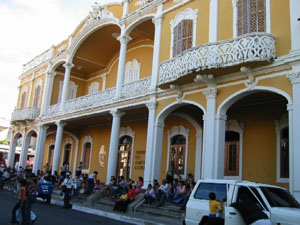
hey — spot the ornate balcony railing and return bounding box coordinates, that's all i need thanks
[159,32,276,86]
[11,107,39,122]
[42,77,152,119]
[121,77,151,98]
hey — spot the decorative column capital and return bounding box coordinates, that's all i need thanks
[287,103,293,111]
[63,62,74,70]
[37,123,49,130]
[46,71,56,78]
[155,121,165,128]
[55,120,67,128]
[203,88,217,100]
[152,15,163,26]
[110,109,125,118]
[117,35,132,45]
[215,113,227,121]
[287,71,300,84]
[146,101,157,110]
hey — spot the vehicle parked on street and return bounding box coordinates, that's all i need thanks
[185,179,300,225]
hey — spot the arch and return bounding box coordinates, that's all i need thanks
[68,21,121,61]
[156,100,205,124]
[124,14,155,36]
[172,112,203,180]
[49,60,66,73]
[217,86,292,115]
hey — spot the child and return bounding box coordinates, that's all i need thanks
[208,192,222,218]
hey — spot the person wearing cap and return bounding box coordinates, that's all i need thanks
[61,172,73,208]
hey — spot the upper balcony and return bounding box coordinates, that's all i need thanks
[42,77,152,120]
[158,33,276,89]
[11,107,39,123]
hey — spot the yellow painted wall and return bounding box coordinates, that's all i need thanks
[160,116,197,183]
[129,0,142,14]
[107,5,123,19]
[271,0,291,56]
[218,0,233,41]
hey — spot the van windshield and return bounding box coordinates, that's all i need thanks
[260,187,300,208]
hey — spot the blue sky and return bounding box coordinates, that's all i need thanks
[0,0,96,121]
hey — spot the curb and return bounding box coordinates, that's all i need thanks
[48,198,166,225]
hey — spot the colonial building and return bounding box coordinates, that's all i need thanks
[8,0,300,201]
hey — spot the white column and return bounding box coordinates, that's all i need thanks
[232,0,238,38]
[115,35,132,98]
[7,129,17,168]
[101,73,107,91]
[289,0,300,53]
[32,124,49,174]
[287,71,300,201]
[27,80,33,107]
[122,0,130,18]
[209,0,219,42]
[19,129,30,169]
[60,61,74,109]
[202,88,217,178]
[72,140,79,177]
[194,132,203,180]
[150,6,163,89]
[106,109,124,183]
[151,121,165,182]
[214,113,227,178]
[143,100,156,187]
[287,104,294,197]
[41,71,56,115]
[52,121,66,175]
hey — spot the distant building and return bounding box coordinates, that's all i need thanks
[7,0,300,202]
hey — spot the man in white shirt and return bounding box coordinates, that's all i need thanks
[157,180,169,207]
[61,172,73,208]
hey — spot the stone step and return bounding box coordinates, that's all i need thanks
[136,203,184,219]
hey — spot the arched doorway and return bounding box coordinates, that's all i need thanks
[47,145,55,171]
[169,134,186,176]
[117,135,132,180]
[218,89,290,185]
[63,143,72,165]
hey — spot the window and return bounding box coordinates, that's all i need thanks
[194,183,227,201]
[82,142,91,170]
[124,59,140,84]
[88,82,99,94]
[58,81,78,103]
[170,8,198,58]
[63,143,72,164]
[20,91,27,108]
[32,85,41,108]
[172,20,193,57]
[237,0,265,36]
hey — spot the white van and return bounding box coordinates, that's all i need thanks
[185,179,300,225]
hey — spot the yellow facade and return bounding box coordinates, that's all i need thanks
[10,0,300,197]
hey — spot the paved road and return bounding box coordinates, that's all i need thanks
[0,190,134,225]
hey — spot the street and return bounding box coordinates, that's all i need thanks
[0,190,134,225]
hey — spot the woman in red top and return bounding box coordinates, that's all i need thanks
[10,179,27,225]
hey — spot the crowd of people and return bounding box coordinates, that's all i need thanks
[1,159,197,223]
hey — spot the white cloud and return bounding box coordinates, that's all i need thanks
[0,0,94,121]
